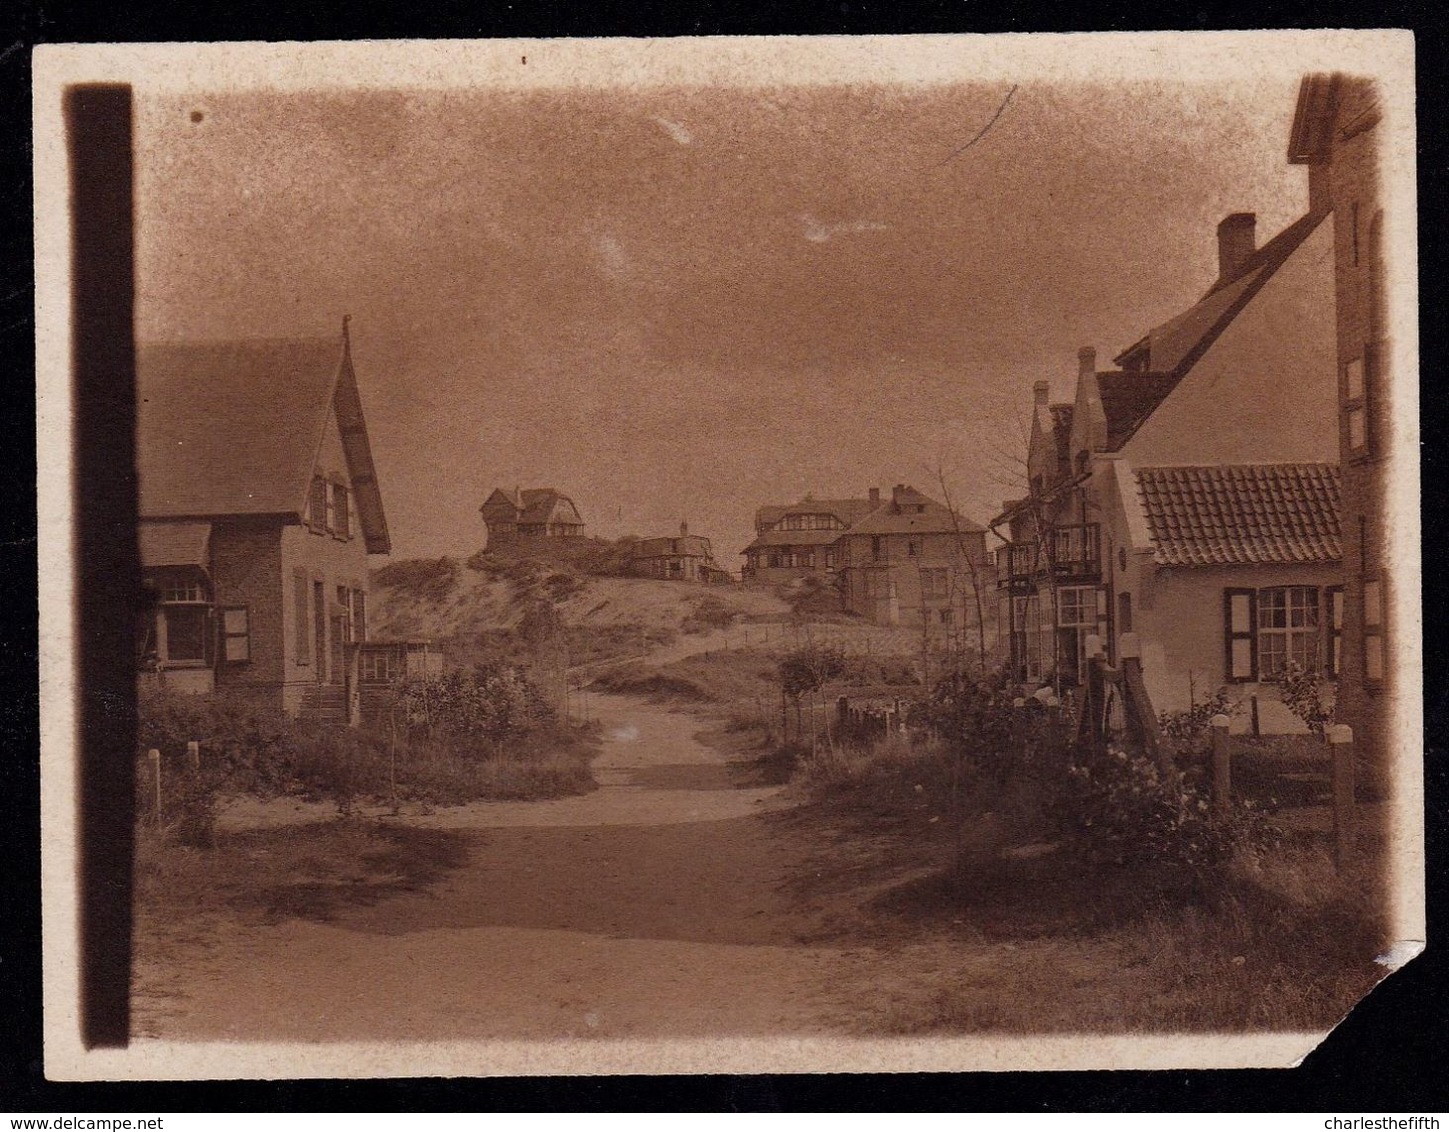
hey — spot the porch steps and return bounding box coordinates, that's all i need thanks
[299,684,348,726]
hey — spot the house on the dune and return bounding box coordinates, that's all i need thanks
[479,487,586,550]
[740,494,877,583]
[135,322,390,725]
[834,485,991,630]
[629,522,732,583]
[993,195,1344,729]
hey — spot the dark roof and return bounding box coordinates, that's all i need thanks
[1098,371,1182,451]
[755,497,875,529]
[482,487,583,526]
[844,487,985,537]
[743,528,845,552]
[136,334,390,553]
[1135,464,1341,566]
[138,520,212,569]
[632,535,714,559]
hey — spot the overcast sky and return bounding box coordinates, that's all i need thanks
[135,76,1308,562]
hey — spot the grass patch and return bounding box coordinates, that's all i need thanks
[591,648,780,705]
[370,556,460,602]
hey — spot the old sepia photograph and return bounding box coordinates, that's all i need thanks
[34,32,1422,1078]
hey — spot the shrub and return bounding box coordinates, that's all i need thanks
[371,556,460,603]
[1060,739,1280,869]
[681,594,737,635]
[401,663,554,755]
[1272,663,1334,737]
[1159,687,1241,757]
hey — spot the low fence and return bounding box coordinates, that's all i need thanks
[1209,717,1358,868]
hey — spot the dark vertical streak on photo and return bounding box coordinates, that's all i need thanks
[67,83,137,1048]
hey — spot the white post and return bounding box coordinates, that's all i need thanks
[1328,723,1355,870]
[187,740,200,771]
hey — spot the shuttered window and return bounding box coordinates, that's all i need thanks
[333,483,351,539]
[309,477,329,533]
[1224,588,1257,682]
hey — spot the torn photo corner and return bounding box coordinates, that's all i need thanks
[34,30,1423,1080]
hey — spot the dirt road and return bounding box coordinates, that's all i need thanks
[136,693,909,1042]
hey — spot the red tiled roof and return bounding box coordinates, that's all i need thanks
[1135,464,1341,566]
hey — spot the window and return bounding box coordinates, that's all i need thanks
[361,649,396,682]
[871,537,883,561]
[152,572,212,665]
[293,568,311,665]
[1057,585,1105,685]
[221,606,250,663]
[1344,356,1368,454]
[907,539,920,557]
[1327,586,1344,677]
[1257,586,1320,676]
[309,477,329,533]
[920,567,949,599]
[332,483,351,538]
[824,548,837,569]
[777,513,843,532]
[1224,586,1326,682]
[1363,578,1384,683]
[938,608,953,625]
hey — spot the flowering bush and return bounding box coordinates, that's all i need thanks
[402,663,554,756]
[1061,741,1230,867]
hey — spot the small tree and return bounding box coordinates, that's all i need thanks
[778,643,847,753]
[1272,662,1334,738]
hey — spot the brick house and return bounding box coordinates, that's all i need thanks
[1287,73,1394,775]
[629,523,732,582]
[740,494,877,583]
[834,484,991,630]
[993,196,1343,727]
[479,487,585,549]
[135,325,391,724]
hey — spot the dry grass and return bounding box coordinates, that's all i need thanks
[779,730,1388,1034]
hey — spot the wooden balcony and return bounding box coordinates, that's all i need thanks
[995,523,1102,589]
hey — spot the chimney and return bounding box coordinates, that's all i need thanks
[892,484,908,508]
[1033,380,1049,407]
[680,520,688,538]
[869,487,880,508]
[1217,212,1256,283]
[1077,346,1096,380]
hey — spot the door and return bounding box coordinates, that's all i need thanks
[330,614,346,686]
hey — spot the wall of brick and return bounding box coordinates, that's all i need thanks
[211,521,284,701]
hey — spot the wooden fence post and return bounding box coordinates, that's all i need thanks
[1329,723,1356,870]
[837,696,849,729]
[187,739,200,771]
[1210,714,1232,816]
[147,748,162,824]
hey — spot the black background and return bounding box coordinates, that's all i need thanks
[2,0,1444,1114]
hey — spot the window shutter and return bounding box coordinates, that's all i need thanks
[1224,588,1257,682]
[309,478,329,532]
[293,568,311,664]
[1326,585,1344,677]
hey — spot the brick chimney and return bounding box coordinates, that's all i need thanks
[1034,380,1049,407]
[680,520,688,538]
[869,487,880,508]
[1077,346,1096,380]
[1217,213,1256,284]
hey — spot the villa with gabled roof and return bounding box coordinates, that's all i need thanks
[992,195,1344,726]
[136,321,390,724]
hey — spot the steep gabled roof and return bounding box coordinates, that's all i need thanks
[742,528,846,552]
[1134,464,1341,566]
[1098,371,1182,451]
[1101,210,1330,452]
[137,332,391,553]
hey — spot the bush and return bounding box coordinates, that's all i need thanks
[1272,663,1334,737]
[1159,687,1240,758]
[371,556,460,602]
[681,594,737,635]
[401,663,554,755]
